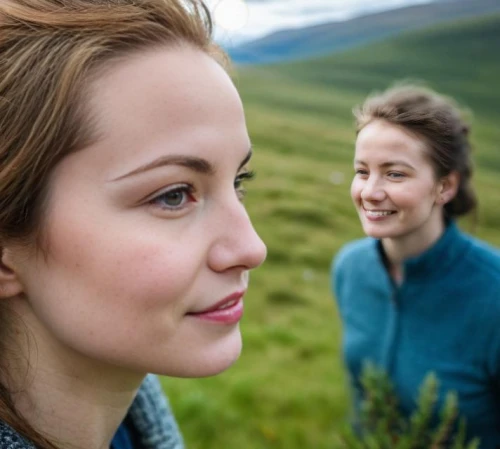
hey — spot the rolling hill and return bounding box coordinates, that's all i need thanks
[228,0,500,64]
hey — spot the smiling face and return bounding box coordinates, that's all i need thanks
[351,119,446,247]
[7,45,267,380]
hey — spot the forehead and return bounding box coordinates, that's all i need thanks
[78,44,248,176]
[89,45,244,141]
[355,119,429,164]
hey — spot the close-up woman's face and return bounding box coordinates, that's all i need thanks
[351,119,443,241]
[8,45,267,380]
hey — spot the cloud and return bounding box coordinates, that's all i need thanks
[207,0,434,44]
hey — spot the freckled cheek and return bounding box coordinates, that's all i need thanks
[44,202,207,307]
[67,236,204,312]
[117,249,196,301]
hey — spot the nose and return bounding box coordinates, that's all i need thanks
[208,200,267,273]
[360,176,386,202]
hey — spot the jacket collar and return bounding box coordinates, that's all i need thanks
[376,221,470,282]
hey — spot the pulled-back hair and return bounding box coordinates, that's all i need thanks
[353,84,476,218]
[0,1,224,447]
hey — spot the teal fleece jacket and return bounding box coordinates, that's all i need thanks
[332,222,500,447]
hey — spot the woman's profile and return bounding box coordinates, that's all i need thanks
[0,1,267,448]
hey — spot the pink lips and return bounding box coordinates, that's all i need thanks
[187,292,244,324]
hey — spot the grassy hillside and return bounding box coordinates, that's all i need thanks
[162,14,500,449]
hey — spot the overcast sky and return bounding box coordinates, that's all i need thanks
[205,0,435,45]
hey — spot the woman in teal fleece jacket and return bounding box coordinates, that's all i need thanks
[0,1,266,449]
[332,84,500,447]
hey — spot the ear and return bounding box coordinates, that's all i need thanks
[436,171,460,206]
[0,247,24,299]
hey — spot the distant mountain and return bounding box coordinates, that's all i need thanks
[228,0,500,65]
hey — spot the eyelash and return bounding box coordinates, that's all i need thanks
[149,183,195,211]
[234,170,255,200]
[149,170,256,211]
[354,169,406,179]
[387,172,405,179]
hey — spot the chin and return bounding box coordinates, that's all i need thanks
[362,226,397,240]
[363,228,384,237]
[154,331,243,378]
[361,223,385,238]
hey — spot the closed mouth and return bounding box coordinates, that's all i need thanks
[188,291,245,315]
[186,293,244,324]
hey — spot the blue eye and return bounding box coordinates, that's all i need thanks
[150,185,194,210]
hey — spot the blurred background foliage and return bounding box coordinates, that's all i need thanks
[162,9,500,449]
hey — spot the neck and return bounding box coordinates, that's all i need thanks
[382,211,446,272]
[14,373,139,449]
[3,301,144,449]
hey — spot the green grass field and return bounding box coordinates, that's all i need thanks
[162,14,500,448]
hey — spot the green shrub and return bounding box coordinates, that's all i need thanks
[340,363,480,449]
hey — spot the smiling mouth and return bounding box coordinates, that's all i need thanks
[363,209,396,217]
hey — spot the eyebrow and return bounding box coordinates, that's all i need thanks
[354,159,416,170]
[111,148,253,182]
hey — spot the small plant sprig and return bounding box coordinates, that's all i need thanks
[339,363,480,449]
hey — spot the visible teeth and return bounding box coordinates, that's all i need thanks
[218,300,236,310]
[365,210,394,217]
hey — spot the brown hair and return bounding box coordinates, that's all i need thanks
[0,1,225,447]
[353,83,477,218]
